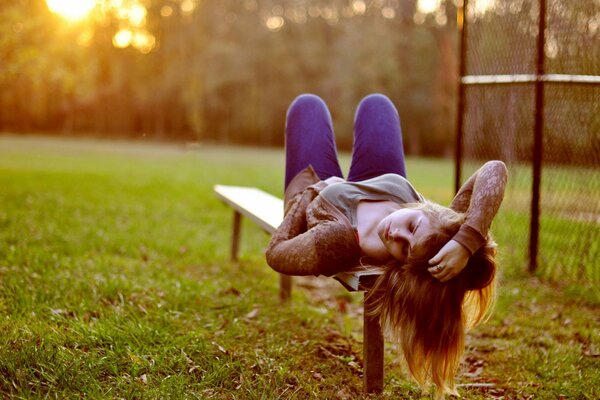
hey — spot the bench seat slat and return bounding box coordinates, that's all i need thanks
[214,185,283,234]
[334,266,385,291]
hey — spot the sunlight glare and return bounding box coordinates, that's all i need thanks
[77,29,94,46]
[266,16,285,31]
[46,0,96,21]
[381,7,395,19]
[128,4,147,26]
[132,31,156,54]
[161,5,173,17]
[417,0,440,14]
[471,0,495,16]
[181,0,196,16]
[352,1,366,15]
[113,29,132,48]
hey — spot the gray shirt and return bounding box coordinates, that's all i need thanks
[320,174,424,227]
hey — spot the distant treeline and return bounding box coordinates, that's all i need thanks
[0,0,597,158]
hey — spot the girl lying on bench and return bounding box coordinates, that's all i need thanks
[265,94,508,399]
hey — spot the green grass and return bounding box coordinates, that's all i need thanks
[0,135,599,399]
[462,160,600,302]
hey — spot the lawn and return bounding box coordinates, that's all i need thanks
[0,135,598,399]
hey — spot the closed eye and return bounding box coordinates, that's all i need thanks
[412,217,422,234]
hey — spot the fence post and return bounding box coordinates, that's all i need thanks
[454,0,468,193]
[529,0,547,273]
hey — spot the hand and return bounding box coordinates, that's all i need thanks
[428,240,470,282]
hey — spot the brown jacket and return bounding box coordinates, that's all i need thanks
[265,166,361,276]
[265,161,508,276]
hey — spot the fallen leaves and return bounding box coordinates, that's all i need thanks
[574,331,600,357]
[137,373,148,384]
[317,333,362,372]
[244,308,259,320]
[219,287,241,297]
[212,341,228,355]
[49,308,76,318]
[295,276,361,317]
[235,373,244,390]
[582,350,600,357]
[335,387,353,399]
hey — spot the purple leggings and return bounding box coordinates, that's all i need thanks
[284,94,406,189]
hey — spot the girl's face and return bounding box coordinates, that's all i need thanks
[376,208,433,262]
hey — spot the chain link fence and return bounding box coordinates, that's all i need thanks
[456,0,600,295]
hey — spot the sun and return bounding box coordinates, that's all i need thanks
[46,0,96,21]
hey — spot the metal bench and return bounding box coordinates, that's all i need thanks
[214,184,385,393]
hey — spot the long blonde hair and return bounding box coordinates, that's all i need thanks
[366,201,497,398]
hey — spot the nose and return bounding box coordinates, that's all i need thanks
[390,228,408,242]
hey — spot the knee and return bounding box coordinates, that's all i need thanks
[287,94,328,119]
[357,93,395,112]
[355,93,399,122]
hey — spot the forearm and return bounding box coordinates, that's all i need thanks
[451,161,508,254]
[266,233,323,275]
[267,189,319,275]
[464,161,508,234]
[266,223,360,276]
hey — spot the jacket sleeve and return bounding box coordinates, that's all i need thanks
[266,188,360,276]
[449,160,508,254]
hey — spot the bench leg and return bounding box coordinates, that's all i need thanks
[231,211,241,261]
[279,274,292,302]
[363,292,384,393]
